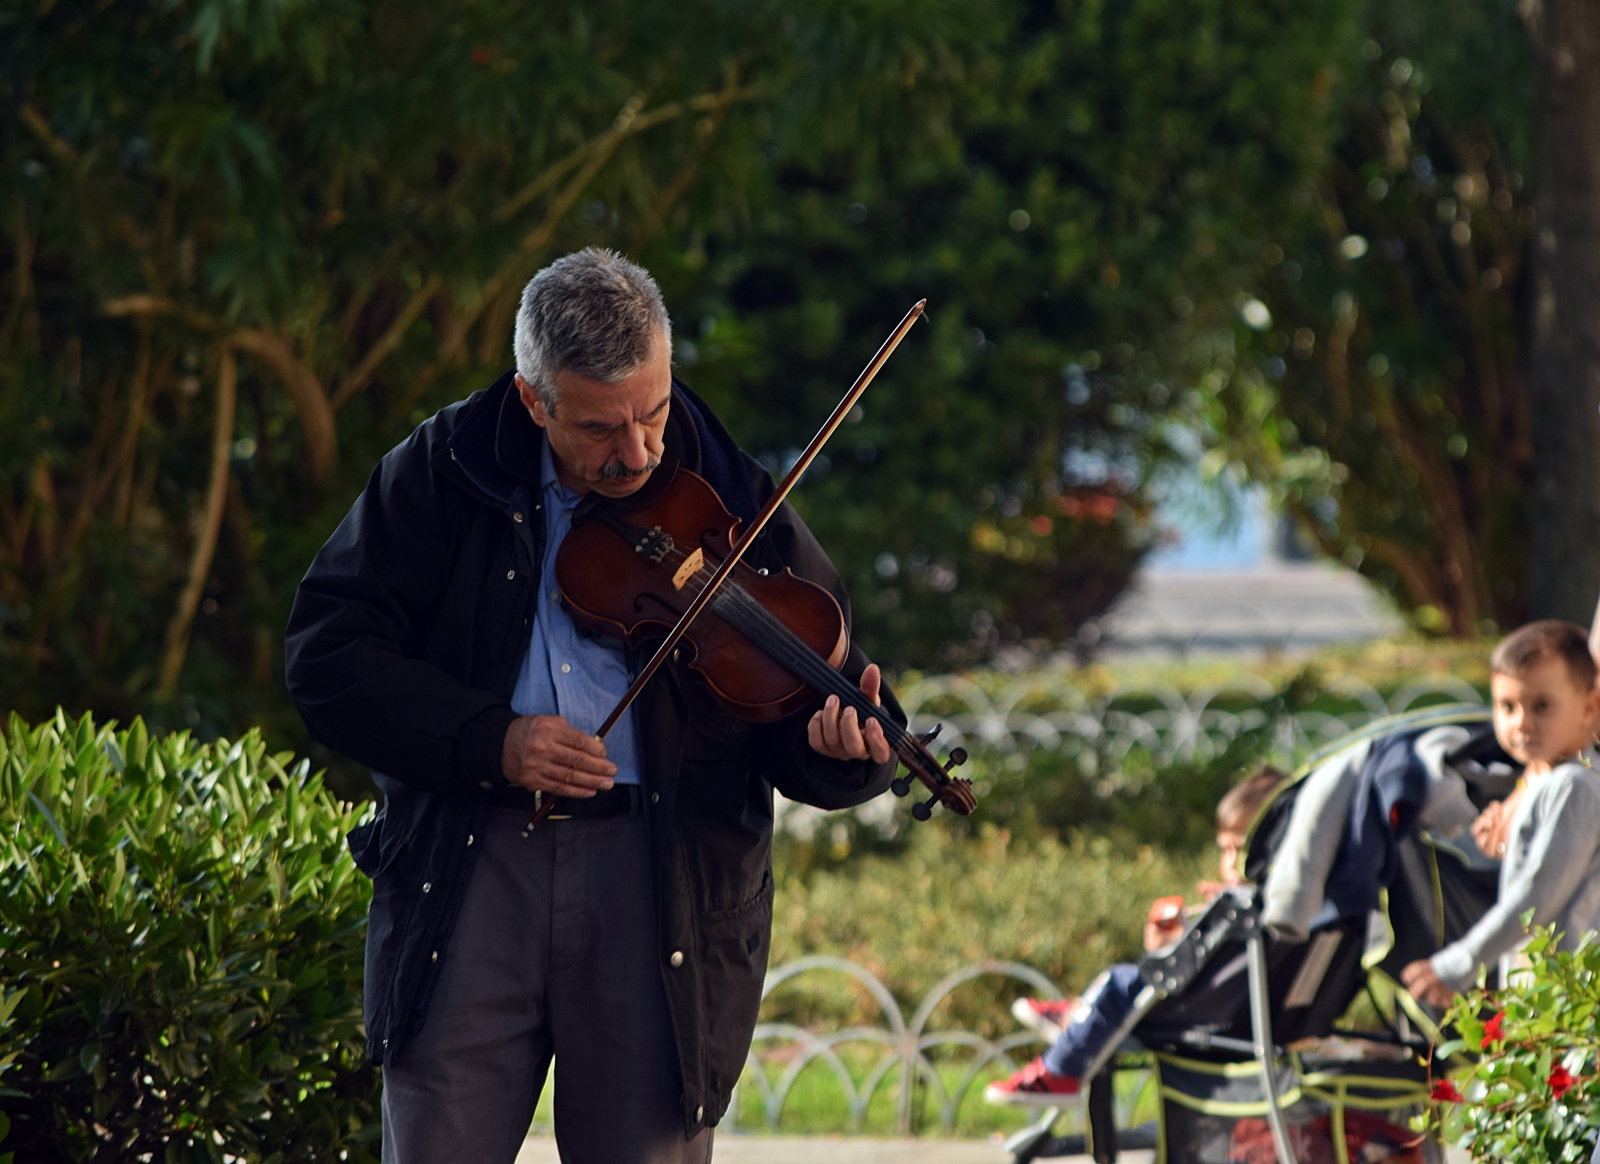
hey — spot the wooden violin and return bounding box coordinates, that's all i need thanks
[555,463,976,819]
[524,299,975,828]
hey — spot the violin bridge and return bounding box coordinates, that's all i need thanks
[671,547,705,590]
[635,525,675,563]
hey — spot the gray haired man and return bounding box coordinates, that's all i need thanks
[286,248,903,1162]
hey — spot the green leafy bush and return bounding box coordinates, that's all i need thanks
[1426,925,1600,1163]
[770,822,1209,1034]
[0,712,377,1163]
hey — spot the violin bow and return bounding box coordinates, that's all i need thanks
[527,299,927,827]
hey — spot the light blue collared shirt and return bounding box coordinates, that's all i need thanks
[508,443,641,784]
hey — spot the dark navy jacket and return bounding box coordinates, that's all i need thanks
[284,372,899,1135]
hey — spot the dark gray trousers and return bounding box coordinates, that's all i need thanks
[381,807,714,1164]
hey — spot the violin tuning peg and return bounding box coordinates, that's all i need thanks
[890,777,911,797]
[916,723,943,746]
[945,746,968,770]
[911,799,933,822]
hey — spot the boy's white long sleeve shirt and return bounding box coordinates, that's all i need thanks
[1430,754,1600,990]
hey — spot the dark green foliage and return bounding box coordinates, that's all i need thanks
[671,0,1361,665]
[0,713,376,1163]
[1202,0,1538,636]
[1,0,1376,781]
[1429,925,1600,1162]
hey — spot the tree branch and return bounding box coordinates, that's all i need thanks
[1364,532,1449,614]
[102,296,338,484]
[629,62,742,253]
[158,345,237,699]
[231,330,338,484]
[329,274,442,411]
[489,85,758,226]
[19,103,78,165]
[111,326,155,527]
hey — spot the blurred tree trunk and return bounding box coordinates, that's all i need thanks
[1525,0,1600,622]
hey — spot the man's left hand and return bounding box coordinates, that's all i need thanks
[1400,958,1456,1010]
[808,664,894,764]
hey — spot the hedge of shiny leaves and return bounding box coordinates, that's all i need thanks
[0,712,377,1163]
[1427,924,1600,1163]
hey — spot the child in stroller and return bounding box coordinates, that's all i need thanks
[1400,619,1600,1008]
[986,765,1287,1106]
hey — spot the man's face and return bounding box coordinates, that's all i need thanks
[517,332,671,499]
[1491,653,1600,770]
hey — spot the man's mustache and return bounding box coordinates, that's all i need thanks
[600,457,660,481]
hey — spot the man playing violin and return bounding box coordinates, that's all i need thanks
[285,248,902,1163]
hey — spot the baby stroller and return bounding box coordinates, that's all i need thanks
[1004,703,1514,1164]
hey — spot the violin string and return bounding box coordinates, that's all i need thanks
[601,511,930,759]
[639,528,910,744]
[688,564,894,724]
[676,555,916,750]
[719,586,910,746]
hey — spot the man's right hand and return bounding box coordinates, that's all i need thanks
[501,715,616,797]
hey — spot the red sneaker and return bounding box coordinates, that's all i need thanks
[984,1057,1082,1107]
[1011,996,1076,1040]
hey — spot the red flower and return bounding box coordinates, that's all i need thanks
[1550,1065,1576,1100]
[1431,1079,1465,1103]
[1480,1011,1505,1049]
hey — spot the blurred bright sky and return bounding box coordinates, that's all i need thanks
[1144,472,1272,572]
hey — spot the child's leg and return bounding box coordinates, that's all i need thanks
[1041,963,1143,1078]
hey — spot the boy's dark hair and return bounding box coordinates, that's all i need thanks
[1216,766,1288,834]
[1490,620,1597,692]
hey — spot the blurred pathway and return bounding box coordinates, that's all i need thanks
[1098,562,1401,658]
[517,1135,1153,1163]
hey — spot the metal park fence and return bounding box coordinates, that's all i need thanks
[730,955,1063,1135]
[775,667,1485,840]
[894,671,1485,772]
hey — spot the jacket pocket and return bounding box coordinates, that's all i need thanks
[695,871,774,1100]
[698,871,774,949]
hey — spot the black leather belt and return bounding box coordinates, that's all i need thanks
[492,783,644,820]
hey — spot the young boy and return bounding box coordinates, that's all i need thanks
[1401,620,1600,1008]
[987,766,1286,1106]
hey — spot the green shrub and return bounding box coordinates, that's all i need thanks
[770,823,1210,1034]
[0,712,377,1163]
[1427,925,1600,1163]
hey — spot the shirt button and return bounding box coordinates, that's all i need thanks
[430,950,438,963]
[513,511,524,523]
[651,792,660,805]
[506,569,516,580]
[421,882,432,894]
[550,590,559,601]
[479,781,493,790]
[560,662,571,675]
[695,1105,704,1122]
[466,834,474,847]
[669,950,684,967]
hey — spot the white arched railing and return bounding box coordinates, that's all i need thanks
[732,955,1061,1134]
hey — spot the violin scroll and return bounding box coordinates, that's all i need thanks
[890,724,975,819]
